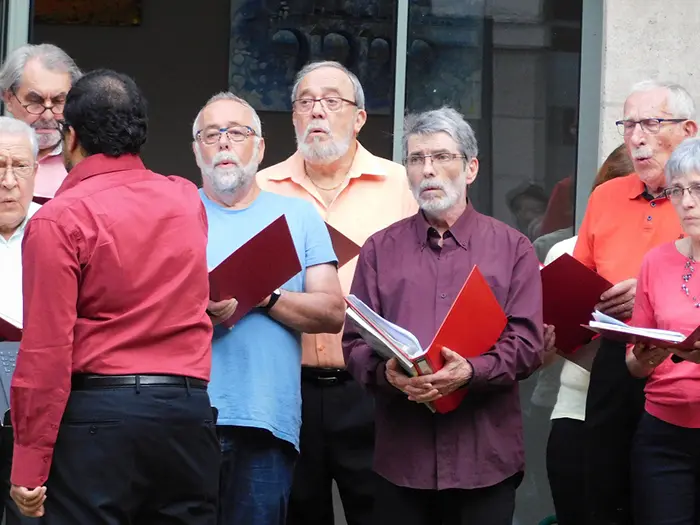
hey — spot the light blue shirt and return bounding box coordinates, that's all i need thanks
[200,189,337,449]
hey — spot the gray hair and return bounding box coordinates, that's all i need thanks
[629,80,696,120]
[0,43,81,93]
[290,61,366,110]
[192,91,262,139]
[402,106,479,161]
[665,137,700,185]
[0,116,38,158]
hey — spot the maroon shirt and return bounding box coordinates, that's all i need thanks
[343,203,544,490]
[11,154,213,487]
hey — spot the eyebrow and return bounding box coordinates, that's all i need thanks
[297,87,344,98]
[201,121,248,131]
[25,90,67,100]
[408,148,453,156]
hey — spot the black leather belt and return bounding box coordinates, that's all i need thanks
[301,367,352,386]
[71,374,208,390]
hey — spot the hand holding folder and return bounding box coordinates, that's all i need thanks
[345,265,507,414]
[208,215,302,328]
[540,253,612,353]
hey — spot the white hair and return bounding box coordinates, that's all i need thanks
[0,116,38,158]
[192,91,262,140]
[402,106,479,161]
[290,61,366,110]
[665,137,700,185]
[0,43,81,93]
[629,80,696,120]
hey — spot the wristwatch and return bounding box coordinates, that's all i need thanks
[263,288,282,311]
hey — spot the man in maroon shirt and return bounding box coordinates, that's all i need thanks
[9,70,219,524]
[343,107,544,525]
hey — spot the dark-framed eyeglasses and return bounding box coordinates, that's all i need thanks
[664,183,700,202]
[196,125,256,146]
[0,162,35,181]
[615,118,687,136]
[12,91,65,116]
[292,97,357,114]
[406,152,467,168]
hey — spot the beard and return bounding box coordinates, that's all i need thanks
[32,118,61,151]
[295,119,353,165]
[198,149,259,197]
[411,172,467,215]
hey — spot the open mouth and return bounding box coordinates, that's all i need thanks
[216,160,237,168]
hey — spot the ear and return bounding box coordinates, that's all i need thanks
[353,109,367,135]
[256,137,266,165]
[465,157,479,185]
[65,126,79,154]
[684,119,698,138]
[2,90,12,109]
[192,141,200,165]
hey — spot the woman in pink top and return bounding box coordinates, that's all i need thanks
[627,137,700,525]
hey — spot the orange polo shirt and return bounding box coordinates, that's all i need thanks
[574,173,683,284]
[257,141,418,368]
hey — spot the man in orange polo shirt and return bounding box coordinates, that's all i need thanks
[257,60,416,525]
[573,80,697,525]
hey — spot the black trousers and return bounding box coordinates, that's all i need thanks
[583,338,647,525]
[286,370,376,525]
[40,382,221,524]
[372,474,518,525]
[547,418,586,525]
[632,412,700,525]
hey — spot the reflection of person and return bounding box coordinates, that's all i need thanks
[193,91,345,525]
[344,107,544,525]
[257,60,416,525]
[0,118,41,525]
[542,143,633,525]
[573,80,697,525]
[9,70,220,523]
[507,183,548,240]
[626,137,700,525]
[0,44,80,201]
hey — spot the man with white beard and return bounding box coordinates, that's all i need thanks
[192,92,345,525]
[0,44,81,202]
[257,61,416,525]
[343,106,544,525]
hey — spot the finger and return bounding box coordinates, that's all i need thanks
[600,301,633,317]
[404,384,437,397]
[386,358,399,372]
[600,279,635,301]
[408,389,441,402]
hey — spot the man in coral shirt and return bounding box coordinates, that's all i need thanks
[257,60,417,525]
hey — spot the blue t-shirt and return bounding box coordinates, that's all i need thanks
[200,189,337,449]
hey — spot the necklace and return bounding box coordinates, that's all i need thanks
[306,173,345,192]
[681,249,700,308]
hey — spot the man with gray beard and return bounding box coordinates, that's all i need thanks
[343,106,544,525]
[192,92,345,525]
[0,44,81,202]
[258,60,416,525]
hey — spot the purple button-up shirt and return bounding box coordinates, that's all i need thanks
[343,204,544,490]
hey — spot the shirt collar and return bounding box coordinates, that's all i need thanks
[0,201,41,245]
[56,154,145,196]
[412,200,476,250]
[265,141,388,183]
[627,173,665,201]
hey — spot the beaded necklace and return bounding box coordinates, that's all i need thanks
[681,250,700,308]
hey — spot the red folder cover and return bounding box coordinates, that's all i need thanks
[32,195,51,205]
[0,314,22,342]
[325,223,361,268]
[209,215,302,328]
[541,253,612,353]
[424,265,508,413]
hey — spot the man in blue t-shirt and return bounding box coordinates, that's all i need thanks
[192,92,345,525]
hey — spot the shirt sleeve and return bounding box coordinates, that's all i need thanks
[11,218,79,488]
[342,237,400,396]
[301,202,338,268]
[468,236,545,390]
[573,193,596,271]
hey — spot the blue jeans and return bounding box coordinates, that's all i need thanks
[631,412,700,525]
[217,426,297,525]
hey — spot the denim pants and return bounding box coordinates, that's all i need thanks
[217,426,297,525]
[631,412,700,525]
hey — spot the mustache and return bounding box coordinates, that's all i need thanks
[632,146,653,160]
[419,179,448,192]
[31,119,59,131]
[303,120,332,140]
[211,151,242,168]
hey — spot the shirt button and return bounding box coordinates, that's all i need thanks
[647,216,652,221]
[440,293,447,299]
[651,201,656,207]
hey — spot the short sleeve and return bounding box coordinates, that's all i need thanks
[573,193,597,271]
[300,201,338,269]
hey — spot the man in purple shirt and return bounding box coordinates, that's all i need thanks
[343,106,544,525]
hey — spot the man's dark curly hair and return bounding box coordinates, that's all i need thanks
[63,69,148,157]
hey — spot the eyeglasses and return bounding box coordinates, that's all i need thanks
[615,118,687,136]
[196,125,256,146]
[406,152,467,168]
[664,183,700,202]
[12,91,65,116]
[292,97,357,114]
[0,163,35,181]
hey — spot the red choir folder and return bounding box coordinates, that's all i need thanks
[325,223,361,268]
[0,313,22,342]
[540,253,613,353]
[32,195,51,205]
[346,265,507,414]
[209,215,302,328]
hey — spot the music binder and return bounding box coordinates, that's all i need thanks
[325,223,361,268]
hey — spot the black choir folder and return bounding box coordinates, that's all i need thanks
[208,215,302,328]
